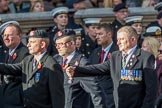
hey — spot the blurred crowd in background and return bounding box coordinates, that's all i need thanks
[0,0,162,14]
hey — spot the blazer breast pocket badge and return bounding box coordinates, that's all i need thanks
[35,73,40,83]
[121,69,142,81]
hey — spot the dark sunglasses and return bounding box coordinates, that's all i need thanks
[158,49,162,54]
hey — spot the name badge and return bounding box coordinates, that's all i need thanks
[121,69,142,81]
[35,73,40,83]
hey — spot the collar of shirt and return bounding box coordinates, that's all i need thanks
[66,50,75,65]
[34,51,47,62]
[123,45,137,68]
[126,45,137,56]
[102,41,113,61]
[9,45,19,56]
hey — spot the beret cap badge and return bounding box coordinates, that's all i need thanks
[155,29,161,36]
[57,31,63,37]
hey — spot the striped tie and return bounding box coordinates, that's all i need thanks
[122,54,128,68]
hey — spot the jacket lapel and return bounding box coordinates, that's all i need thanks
[105,43,118,61]
[26,56,34,83]
[27,54,48,83]
[53,54,64,67]
[109,43,116,53]
[6,43,24,63]
[116,52,122,81]
[96,48,101,63]
[9,52,17,63]
[69,52,80,66]
[125,49,140,69]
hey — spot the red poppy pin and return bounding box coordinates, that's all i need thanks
[107,53,111,59]
[62,64,68,70]
[37,61,43,70]
[57,31,63,37]
[13,53,17,60]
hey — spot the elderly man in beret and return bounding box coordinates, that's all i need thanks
[0,29,65,108]
[0,21,29,108]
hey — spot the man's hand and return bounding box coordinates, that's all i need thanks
[66,66,76,79]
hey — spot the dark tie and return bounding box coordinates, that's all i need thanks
[99,50,105,63]
[7,55,12,62]
[122,54,128,68]
[62,58,68,69]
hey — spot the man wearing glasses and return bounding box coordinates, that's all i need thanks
[54,29,107,108]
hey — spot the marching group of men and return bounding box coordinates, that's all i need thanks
[0,1,162,108]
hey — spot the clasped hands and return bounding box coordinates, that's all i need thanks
[65,66,76,80]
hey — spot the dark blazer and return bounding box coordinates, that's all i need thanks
[0,53,65,108]
[4,42,29,63]
[0,42,29,108]
[75,48,157,108]
[88,43,118,108]
[46,25,59,56]
[80,34,99,58]
[54,51,108,108]
[155,93,162,108]
[54,51,91,108]
[54,51,90,80]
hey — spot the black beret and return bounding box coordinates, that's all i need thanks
[29,30,48,38]
[155,2,162,12]
[54,28,76,41]
[113,3,128,12]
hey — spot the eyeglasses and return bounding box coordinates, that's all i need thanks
[55,40,71,48]
[158,49,162,54]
